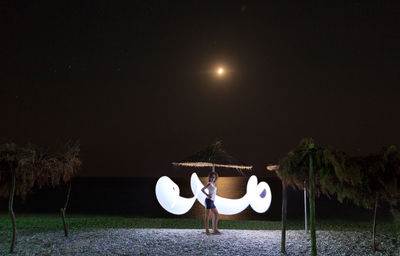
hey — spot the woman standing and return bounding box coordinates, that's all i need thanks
[201,172,221,235]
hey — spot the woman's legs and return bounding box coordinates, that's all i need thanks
[211,208,220,233]
[205,209,211,234]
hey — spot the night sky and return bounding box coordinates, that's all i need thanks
[1,1,400,177]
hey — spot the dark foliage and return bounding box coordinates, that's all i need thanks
[277,139,400,209]
[0,142,81,199]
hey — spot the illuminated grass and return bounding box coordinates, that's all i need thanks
[0,214,397,237]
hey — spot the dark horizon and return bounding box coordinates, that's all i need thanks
[1,176,391,222]
[1,1,400,177]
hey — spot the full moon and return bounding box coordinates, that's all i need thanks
[217,68,224,75]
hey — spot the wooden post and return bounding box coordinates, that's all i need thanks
[372,192,378,251]
[60,180,72,237]
[309,140,317,256]
[212,164,215,232]
[281,180,288,253]
[304,180,308,233]
[8,169,16,253]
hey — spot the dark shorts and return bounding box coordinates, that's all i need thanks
[205,198,216,209]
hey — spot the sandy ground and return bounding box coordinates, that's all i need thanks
[0,229,399,256]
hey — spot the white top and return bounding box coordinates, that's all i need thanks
[208,182,217,201]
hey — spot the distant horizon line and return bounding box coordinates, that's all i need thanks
[73,174,278,179]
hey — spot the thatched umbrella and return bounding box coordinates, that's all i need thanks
[172,141,252,232]
[172,141,252,175]
[0,142,81,253]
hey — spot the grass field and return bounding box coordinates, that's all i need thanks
[0,214,397,233]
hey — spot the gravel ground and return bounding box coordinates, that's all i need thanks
[0,229,399,256]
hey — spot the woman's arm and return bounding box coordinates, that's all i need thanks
[201,183,212,198]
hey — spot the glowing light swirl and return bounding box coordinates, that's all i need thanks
[155,173,272,215]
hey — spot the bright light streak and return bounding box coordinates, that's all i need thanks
[155,173,272,215]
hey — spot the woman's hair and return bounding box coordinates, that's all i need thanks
[208,171,219,182]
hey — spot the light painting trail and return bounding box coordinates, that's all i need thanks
[155,173,272,215]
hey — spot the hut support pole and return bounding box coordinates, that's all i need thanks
[372,192,378,251]
[304,180,308,233]
[8,168,16,254]
[211,164,215,232]
[309,144,317,256]
[281,180,288,253]
[60,180,72,237]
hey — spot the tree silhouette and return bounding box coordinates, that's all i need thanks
[334,146,400,251]
[0,142,81,253]
[277,138,319,255]
[0,143,38,253]
[35,141,81,237]
[279,141,400,252]
[276,139,400,254]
